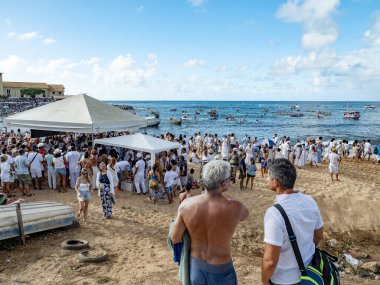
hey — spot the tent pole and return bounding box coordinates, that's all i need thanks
[91,124,94,148]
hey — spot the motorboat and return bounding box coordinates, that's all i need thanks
[145,116,160,127]
[289,105,300,110]
[343,111,360,119]
[0,201,75,241]
[226,115,235,121]
[181,114,190,121]
[170,118,182,125]
[364,105,376,110]
[208,109,218,119]
[150,111,160,118]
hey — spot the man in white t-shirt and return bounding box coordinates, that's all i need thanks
[66,146,81,189]
[328,148,340,181]
[134,153,147,194]
[262,158,323,285]
[363,140,372,161]
[28,145,44,189]
[164,164,178,204]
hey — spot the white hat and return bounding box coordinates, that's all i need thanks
[68,146,72,151]
[145,154,150,159]
[53,149,61,155]
[136,152,142,158]
[37,143,44,148]
[233,148,237,152]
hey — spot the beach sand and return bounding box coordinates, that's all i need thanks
[0,159,379,285]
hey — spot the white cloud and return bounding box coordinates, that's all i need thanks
[93,54,158,86]
[43,37,56,45]
[80,57,100,65]
[187,0,207,7]
[136,5,144,13]
[19,31,40,41]
[364,12,380,47]
[0,55,28,72]
[276,0,340,50]
[183,59,206,68]
[7,32,16,38]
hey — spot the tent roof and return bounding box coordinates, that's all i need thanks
[94,133,181,153]
[4,94,147,133]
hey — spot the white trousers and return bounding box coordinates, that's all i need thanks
[134,173,146,193]
[47,168,57,189]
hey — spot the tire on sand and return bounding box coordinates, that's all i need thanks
[79,250,108,263]
[61,239,89,250]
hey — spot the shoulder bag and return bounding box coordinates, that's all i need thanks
[273,204,340,285]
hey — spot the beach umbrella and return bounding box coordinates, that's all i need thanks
[258,138,276,146]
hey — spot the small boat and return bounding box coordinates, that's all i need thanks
[181,114,190,121]
[290,113,304,117]
[364,105,376,110]
[169,108,177,112]
[208,109,218,119]
[343,111,360,119]
[226,115,235,121]
[289,105,300,110]
[195,110,201,115]
[150,111,160,118]
[0,201,75,241]
[170,118,182,125]
[145,116,160,127]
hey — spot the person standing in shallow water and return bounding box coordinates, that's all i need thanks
[171,160,249,285]
[96,162,114,219]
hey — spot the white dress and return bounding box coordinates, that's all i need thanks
[0,161,11,182]
[297,148,306,167]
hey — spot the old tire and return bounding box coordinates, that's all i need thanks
[78,250,108,263]
[61,239,89,250]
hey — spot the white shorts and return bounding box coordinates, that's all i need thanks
[30,168,42,178]
[329,164,339,174]
[1,174,11,183]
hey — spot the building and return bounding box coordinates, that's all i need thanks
[0,72,65,98]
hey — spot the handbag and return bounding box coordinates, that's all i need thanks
[273,204,340,285]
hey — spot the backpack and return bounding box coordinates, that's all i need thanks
[374,147,378,155]
[274,204,340,285]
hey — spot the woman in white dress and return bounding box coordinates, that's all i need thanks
[245,143,253,164]
[90,149,99,190]
[297,144,306,168]
[0,155,11,196]
[107,157,119,194]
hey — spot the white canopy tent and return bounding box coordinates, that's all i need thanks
[3,94,147,133]
[94,133,182,163]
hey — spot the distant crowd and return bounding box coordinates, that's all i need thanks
[0,97,55,117]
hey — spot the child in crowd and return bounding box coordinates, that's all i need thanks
[246,157,256,190]
[179,182,193,204]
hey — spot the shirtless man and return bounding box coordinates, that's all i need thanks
[171,160,249,285]
[178,182,193,204]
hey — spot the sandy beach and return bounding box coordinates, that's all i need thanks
[0,159,379,285]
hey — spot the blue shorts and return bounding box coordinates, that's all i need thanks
[166,185,174,194]
[56,168,66,175]
[117,172,122,181]
[190,257,237,285]
[78,190,91,201]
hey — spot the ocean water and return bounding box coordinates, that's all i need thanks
[108,101,380,143]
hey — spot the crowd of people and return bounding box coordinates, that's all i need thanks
[0,97,55,117]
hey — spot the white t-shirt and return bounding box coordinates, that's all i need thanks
[135,159,145,175]
[66,151,81,171]
[329,153,340,166]
[27,152,43,170]
[264,192,323,284]
[364,142,371,153]
[164,170,178,188]
[53,157,65,169]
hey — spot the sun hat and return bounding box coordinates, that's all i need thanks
[332,147,337,153]
[37,143,44,148]
[145,154,151,159]
[53,149,61,155]
[136,152,142,158]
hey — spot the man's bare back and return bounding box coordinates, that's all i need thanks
[172,191,248,264]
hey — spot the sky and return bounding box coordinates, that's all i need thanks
[0,0,380,101]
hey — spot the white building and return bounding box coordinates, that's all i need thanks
[0,72,65,98]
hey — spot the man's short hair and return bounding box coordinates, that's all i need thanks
[268,158,297,189]
[202,160,230,191]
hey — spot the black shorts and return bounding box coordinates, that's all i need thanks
[247,174,255,178]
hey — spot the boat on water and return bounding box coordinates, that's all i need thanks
[226,115,235,121]
[364,105,376,110]
[289,105,300,110]
[150,111,160,118]
[343,111,360,119]
[170,118,182,125]
[290,113,303,117]
[181,114,190,121]
[208,109,218,119]
[0,201,75,241]
[145,116,160,127]
[343,102,360,119]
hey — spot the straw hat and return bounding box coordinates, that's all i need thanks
[53,149,62,155]
[331,147,337,153]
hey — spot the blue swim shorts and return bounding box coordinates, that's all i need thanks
[56,168,66,175]
[190,257,237,285]
[166,185,174,194]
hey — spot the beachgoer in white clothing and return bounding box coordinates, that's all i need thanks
[134,153,147,194]
[27,145,44,189]
[329,148,340,181]
[66,146,81,189]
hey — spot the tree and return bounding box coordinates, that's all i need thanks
[20,88,45,98]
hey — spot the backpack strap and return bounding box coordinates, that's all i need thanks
[273,204,308,276]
